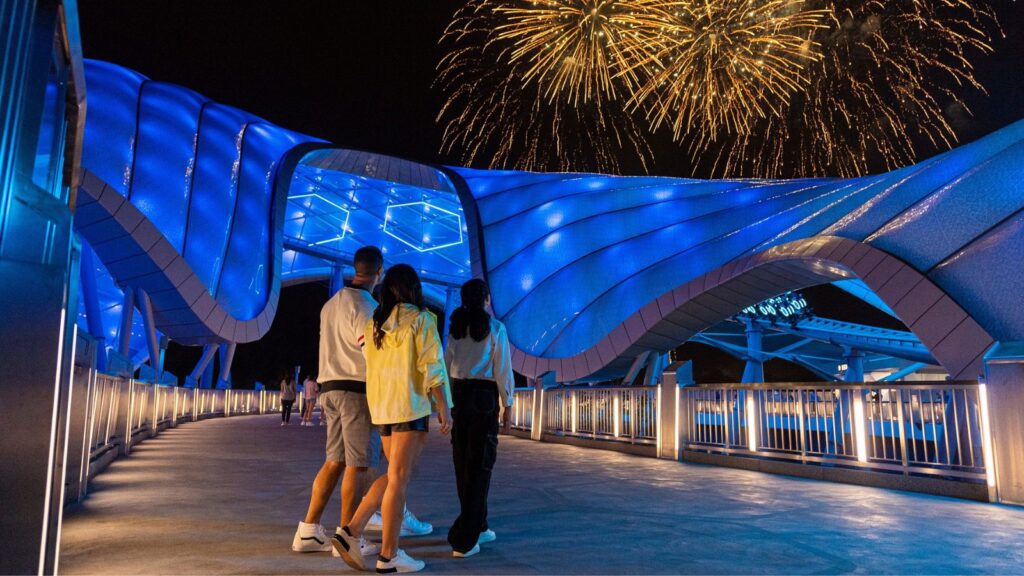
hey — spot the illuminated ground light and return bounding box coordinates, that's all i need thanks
[383,201,464,252]
[288,193,352,246]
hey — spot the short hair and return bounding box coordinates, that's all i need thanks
[353,246,384,276]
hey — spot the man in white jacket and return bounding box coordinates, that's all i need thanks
[291,246,430,558]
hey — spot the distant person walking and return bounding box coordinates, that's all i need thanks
[334,264,452,574]
[280,375,297,426]
[292,246,385,557]
[301,375,319,426]
[444,279,513,558]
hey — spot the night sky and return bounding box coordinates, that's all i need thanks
[78,1,1024,385]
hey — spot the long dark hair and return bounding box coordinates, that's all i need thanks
[449,278,491,342]
[372,264,425,349]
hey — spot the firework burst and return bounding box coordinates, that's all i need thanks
[705,0,1001,178]
[493,0,675,105]
[626,0,829,143]
[436,1,654,173]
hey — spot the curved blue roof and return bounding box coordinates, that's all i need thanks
[75,59,1024,383]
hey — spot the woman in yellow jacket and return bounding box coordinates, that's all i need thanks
[333,264,452,575]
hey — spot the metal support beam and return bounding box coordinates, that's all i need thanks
[329,263,346,296]
[79,244,107,371]
[216,342,237,389]
[622,350,651,387]
[136,288,161,378]
[843,346,865,382]
[188,344,220,387]
[741,320,765,384]
[879,362,928,382]
[118,287,135,357]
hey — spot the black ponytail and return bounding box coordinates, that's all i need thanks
[449,278,491,342]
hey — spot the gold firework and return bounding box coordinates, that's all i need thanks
[706,0,1001,178]
[436,1,654,173]
[626,0,829,142]
[493,0,675,105]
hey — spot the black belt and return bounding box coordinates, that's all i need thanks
[453,378,497,391]
[320,379,366,394]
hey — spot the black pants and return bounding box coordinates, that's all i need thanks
[281,399,294,422]
[447,379,499,553]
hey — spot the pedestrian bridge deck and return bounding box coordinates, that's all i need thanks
[61,414,1024,574]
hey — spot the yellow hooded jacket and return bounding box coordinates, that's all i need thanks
[363,303,453,425]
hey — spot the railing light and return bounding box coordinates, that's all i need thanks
[979,384,997,489]
[745,394,757,452]
[613,395,621,438]
[853,393,868,463]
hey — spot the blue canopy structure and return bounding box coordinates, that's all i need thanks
[74,59,1024,384]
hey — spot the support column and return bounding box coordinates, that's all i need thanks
[329,263,346,296]
[80,243,108,371]
[200,351,216,389]
[984,342,1024,505]
[216,342,237,390]
[187,344,219,388]
[843,347,865,382]
[741,320,764,384]
[137,288,162,378]
[118,287,135,357]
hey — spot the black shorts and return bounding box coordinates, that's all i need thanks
[379,415,430,436]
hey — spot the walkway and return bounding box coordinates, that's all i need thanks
[60,414,1024,574]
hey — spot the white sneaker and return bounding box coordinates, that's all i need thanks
[331,527,365,570]
[291,522,332,552]
[319,420,326,426]
[478,529,496,544]
[280,421,287,427]
[376,549,424,573]
[453,543,480,558]
[331,528,379,557]
[365,509,433,537]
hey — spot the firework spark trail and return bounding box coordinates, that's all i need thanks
[436,0,999,178]
[494,0,677,105]
[625,0,829,144]
[707,0,1000,178]
[436,0,654,173]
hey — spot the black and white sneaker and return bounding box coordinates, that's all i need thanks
[331,526,366,570]
[291,522,332,552]
[376,549,425,573]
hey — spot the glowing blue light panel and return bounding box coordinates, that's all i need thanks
[285,155,470,286]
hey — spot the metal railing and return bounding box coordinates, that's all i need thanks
[510,389,534,431]
[541,386,658,445]
[681,381,990,482]
[83,371,280,487]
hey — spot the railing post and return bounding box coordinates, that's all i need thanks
[797,388,807,461]
[530,376,546,441]
[658,370,679,459]
[896,388,909,473]
[983,345,1024,504]
[721,387,731,448]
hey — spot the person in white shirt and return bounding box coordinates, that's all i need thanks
[292,247,385,556]
[291,247,432,563]
[443,278,513,558]
[301,375,319,426]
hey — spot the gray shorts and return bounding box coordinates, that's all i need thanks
[319,390,380,468]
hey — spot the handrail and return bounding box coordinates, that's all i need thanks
[82,371,281,495]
